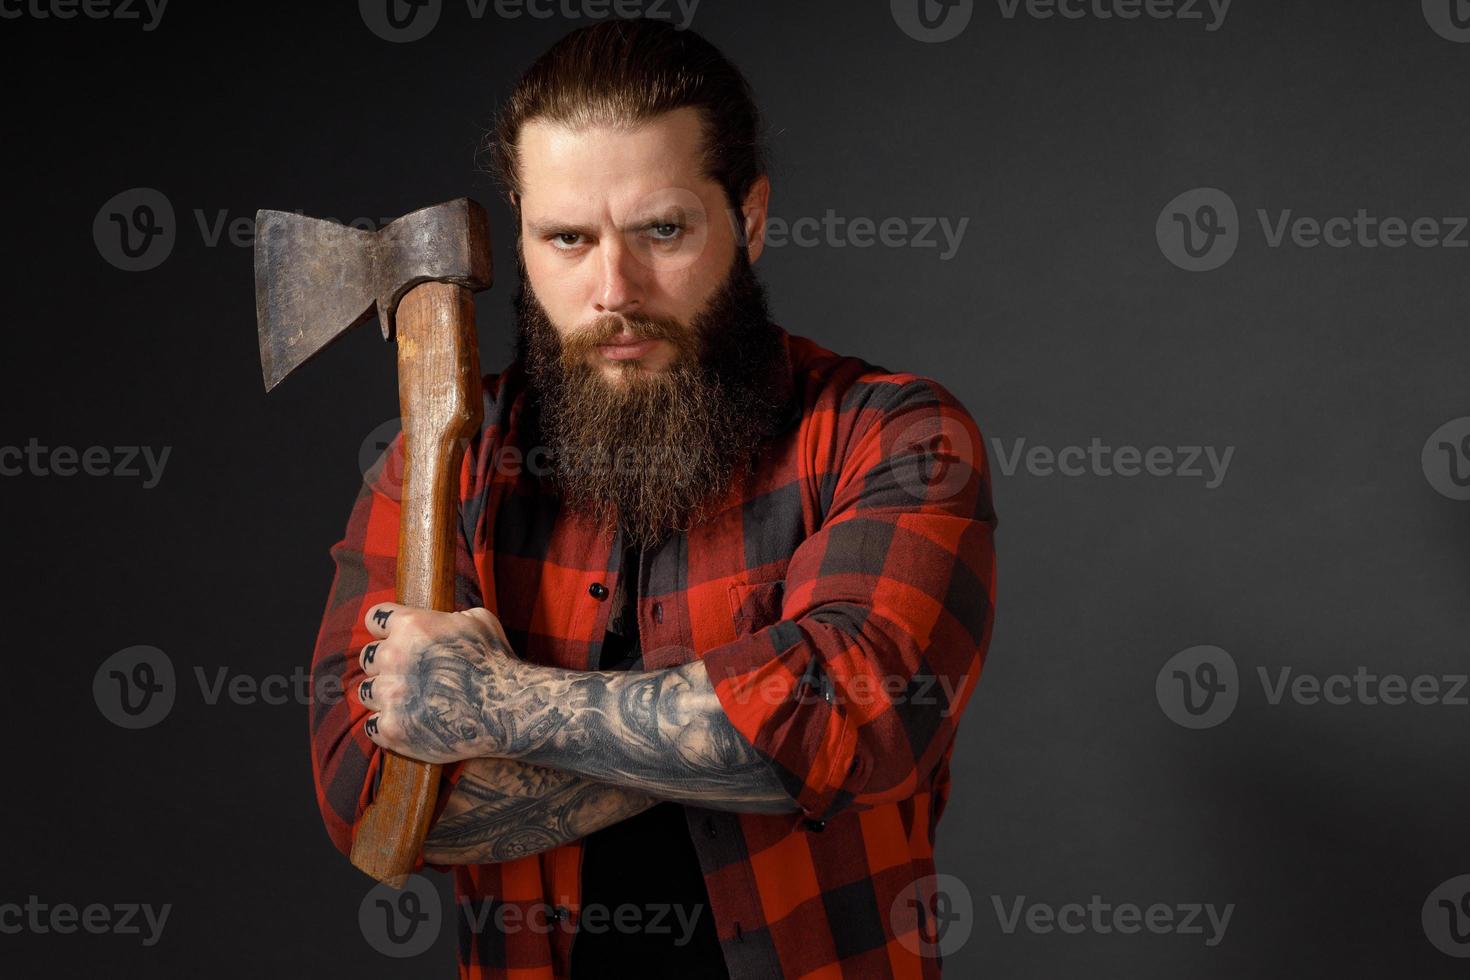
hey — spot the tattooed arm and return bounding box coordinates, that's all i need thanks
[421,756,658,865]
[503,657,798,812]
[356,603,799,818]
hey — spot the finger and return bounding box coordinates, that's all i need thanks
[357,674,403,710]
[365,602,407,639]
[364,709,408,756]
[364,710,443,765]
[359,640,386,676]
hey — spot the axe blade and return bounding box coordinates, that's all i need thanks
[253,200,493,392]
[254,210,377,391]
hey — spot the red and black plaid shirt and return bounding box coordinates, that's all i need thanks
[310,327,998,978]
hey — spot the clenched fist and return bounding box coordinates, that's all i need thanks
[355,603,562,765]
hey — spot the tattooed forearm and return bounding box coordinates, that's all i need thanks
[357,604,797,812]
[492,660,798,813]
[422,757,657,865]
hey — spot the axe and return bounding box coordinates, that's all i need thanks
[254,198,492,886]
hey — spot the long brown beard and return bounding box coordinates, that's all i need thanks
[515,248,790,551]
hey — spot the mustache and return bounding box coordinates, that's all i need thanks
[559,313,694,358]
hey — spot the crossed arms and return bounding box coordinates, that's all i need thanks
[351,612,798,865]
[308,377,996,869]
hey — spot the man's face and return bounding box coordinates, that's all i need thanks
[515,106,767,383]
[509,107,786,549]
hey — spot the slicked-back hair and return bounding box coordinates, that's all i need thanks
[487,18,767,213]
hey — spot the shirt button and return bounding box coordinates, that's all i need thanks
[803,817,827,832]
[653,601,664,624]
[552,906,569,922]
[589,583,609,600]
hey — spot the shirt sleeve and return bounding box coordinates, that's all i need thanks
[308,429,481,871]
[699,377,997,824]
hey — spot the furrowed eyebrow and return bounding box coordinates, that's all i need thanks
[526,219,596,238]
[525,209,705,240]
[628,207,704,230]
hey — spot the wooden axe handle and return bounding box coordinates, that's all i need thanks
[350,280,484,886]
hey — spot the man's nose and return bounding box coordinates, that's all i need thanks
[592,235,645,315]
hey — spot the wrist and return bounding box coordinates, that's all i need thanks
[476,660,579,764]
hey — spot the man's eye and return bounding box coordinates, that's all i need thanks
[551,233,584,249]
[646,223,683,242]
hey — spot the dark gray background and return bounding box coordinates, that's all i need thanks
[2,1,1468,976]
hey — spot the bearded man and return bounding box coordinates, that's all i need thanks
[310,17,997,980]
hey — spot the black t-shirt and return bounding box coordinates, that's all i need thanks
[568,543,731,979]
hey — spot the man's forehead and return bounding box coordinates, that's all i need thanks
[517,107,717,215]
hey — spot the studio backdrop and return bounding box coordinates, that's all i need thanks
[3,1,1469,977]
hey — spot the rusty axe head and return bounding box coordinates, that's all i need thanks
[253,198,492,390]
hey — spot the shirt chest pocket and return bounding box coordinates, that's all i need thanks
[726,579,786,638]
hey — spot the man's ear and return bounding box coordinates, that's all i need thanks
[738,175,771,264]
